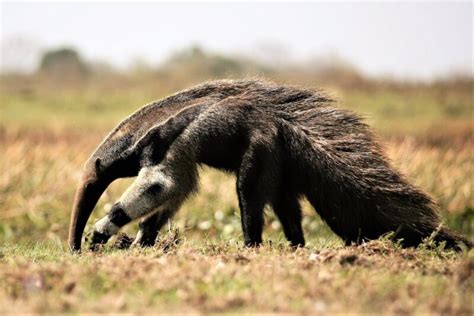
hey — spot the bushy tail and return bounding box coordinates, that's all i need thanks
[427,226,472,251]
[278,105,472,251]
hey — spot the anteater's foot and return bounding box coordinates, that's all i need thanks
[86,230,111,251]
[244,239,262,248]
[131,230,158,248]
[289,240,306,248]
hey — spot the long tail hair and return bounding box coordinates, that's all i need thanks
[273,93,471,250]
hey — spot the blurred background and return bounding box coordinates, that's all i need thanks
[0,1,472,245]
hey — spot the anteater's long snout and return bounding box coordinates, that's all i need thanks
[68,175,111,251]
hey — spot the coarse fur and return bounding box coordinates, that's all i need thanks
[86,79,471,251]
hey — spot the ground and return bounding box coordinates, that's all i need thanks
[0,77,472,313]
[1,239,473,314]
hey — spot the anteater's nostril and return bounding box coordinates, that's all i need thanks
[109,204,132,227]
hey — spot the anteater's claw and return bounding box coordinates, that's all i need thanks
[86,231,110,251]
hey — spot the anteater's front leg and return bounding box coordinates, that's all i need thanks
[133,213,160,247]
[237,141,280,247]
[88,203,132,248]
[89,203,173,249]
[89,197,181,250]
[133,207,178,247]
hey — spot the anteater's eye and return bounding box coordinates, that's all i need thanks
[146,183,162,195]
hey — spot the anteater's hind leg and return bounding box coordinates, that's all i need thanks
[133,208,177,247]
[237,168,265,247]
[272,194,305,247]
[237,140,280,247]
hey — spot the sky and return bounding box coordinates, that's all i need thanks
[1,1,472,79]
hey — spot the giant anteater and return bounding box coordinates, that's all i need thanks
[69,79,471,251]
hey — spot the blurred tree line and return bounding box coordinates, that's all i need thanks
[39,48,89,80]
[2,45,472,95]
[31,45,372,89]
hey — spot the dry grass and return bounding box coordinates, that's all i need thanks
[0,239,472,314]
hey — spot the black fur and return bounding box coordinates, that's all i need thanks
[135,208,176,247]
[109,204,132,227]
[89,231,110,248]
[137,213,160,247]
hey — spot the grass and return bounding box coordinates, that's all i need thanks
[1,239,472,314]
[0,76,472,313]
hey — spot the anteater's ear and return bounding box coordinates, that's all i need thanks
[125,124,164,158]
[124,103,207,159]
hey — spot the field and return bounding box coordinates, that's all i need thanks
[0,75,473,313]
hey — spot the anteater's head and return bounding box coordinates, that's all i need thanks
[68,117,174,251]
[67,124,146,252]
